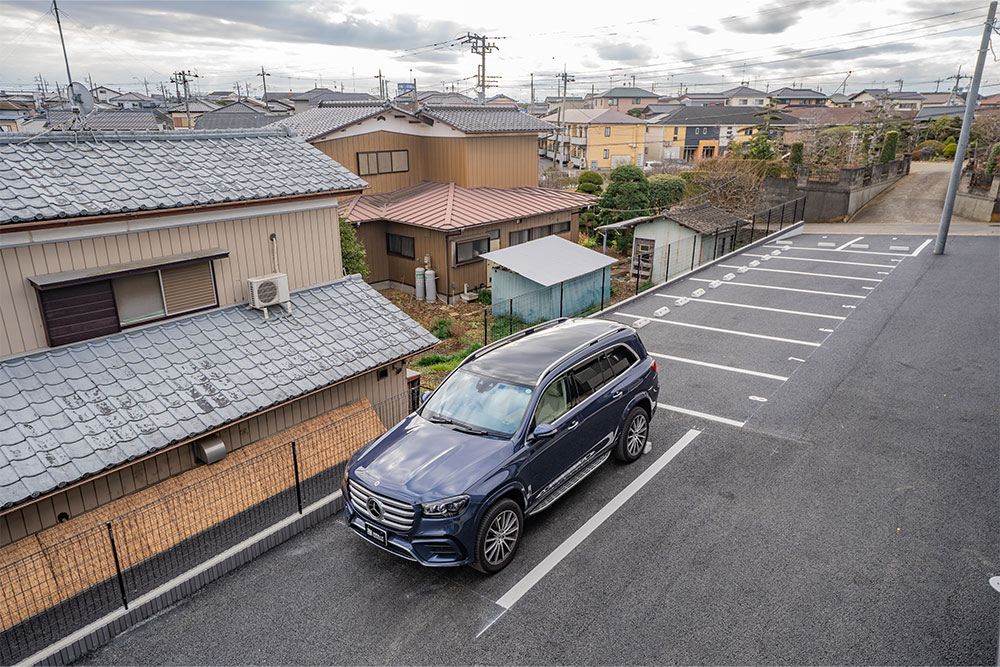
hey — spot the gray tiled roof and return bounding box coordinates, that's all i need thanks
[268,102,392,141]
[0,128,367,225]
[194,103,283,130]
[665,203,740,234]
[598,87,656,98]
[0,276,438,509]
[421,105,557,133]
[44,110,162,131]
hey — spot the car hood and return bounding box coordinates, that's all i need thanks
[350,414,515,501]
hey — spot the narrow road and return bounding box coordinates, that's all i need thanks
[849,161,976,225]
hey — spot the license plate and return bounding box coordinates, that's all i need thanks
[364,523,387,547]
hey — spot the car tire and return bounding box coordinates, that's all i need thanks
[613,405,649,463]
[471,498,523,574]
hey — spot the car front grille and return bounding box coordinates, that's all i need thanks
[348,479,415,531]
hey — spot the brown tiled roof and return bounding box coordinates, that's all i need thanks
[340,181,596,231]
[664,203,740,234]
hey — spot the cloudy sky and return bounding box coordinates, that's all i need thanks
[0,0,996,100]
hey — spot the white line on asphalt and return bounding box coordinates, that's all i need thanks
[716,264,883,283]
[613,312,822,347]
[688,278,866,299]
[911,239,933,256]
[655,293,846,320]
[658,403,746,427]
[649,352,789,381]
[741,253,895,268]
[836,236,865,251]
[789,357,806,362]
[818,242,837,247]
[494,429,701,612]
[889,245,910,251]
[762,244,909,257]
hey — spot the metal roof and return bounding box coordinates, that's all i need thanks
[598,87,657,98]
[44,110,162,131]
[341,181,595,231]
[0,128,367,225]
[552,109,646,124]
[0,275,437,509]
[913,106,966,121]
[648,106,798,126]
[420,105,557,133]
[480,235,617,287]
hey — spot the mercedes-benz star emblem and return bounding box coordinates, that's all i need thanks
[367,497,383,519]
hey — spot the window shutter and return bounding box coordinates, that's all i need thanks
[160,262,216,315]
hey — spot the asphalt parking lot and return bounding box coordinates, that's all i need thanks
[80,233,999,666]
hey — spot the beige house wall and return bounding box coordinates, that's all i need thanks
[0,205,344,357]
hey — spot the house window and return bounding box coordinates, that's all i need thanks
[702,146,715,158]
[604,126,611,137]
[608,99,617,106]
[552,221,571,234]
[695,128,700,135]
[509,229,529,246]
[455,237,490,264]
[739,99,748,105]
[632,98,641,104]
[744,128,753,136]
[683,147,697,161]
[357,150,408,176]
[673,129,679,140]
[603,149,609,159]
[386,232,415,259]
[112,272,165,325]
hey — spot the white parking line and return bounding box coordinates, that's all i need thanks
[494,428,702,612]
[649,352,789,381]
[717,264,883,283]
[657,403,746,428]
[655,293,846,320]
[911,239,933,256]
[613,312,822,347]
[688,278,867,299]
[742,253,895,269]
[762,244,909,257]
[836,236,865,251]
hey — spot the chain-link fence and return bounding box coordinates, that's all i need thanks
[0,392,410,665]
[480,197,804,344]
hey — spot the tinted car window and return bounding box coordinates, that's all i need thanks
[606,346,638,378]
[571,355,611,404]
[421,370,532,436]
[534,375,572,426]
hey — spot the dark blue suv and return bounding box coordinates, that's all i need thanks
[343,318,659,573]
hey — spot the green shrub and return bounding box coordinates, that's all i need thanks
[580,234,598,249]
[339,219,369,278]
[579,210,597,232]
[597,165,649,225]
[942,143,957,159]
[878,131,899,163]
[414,342,483,369]
[647,174,685,210]
[578,170,604,185]
[917,140,945,156]
[612,229,633,253]
[577,181,601,195]
[985,143,1000,177]
[477,289,492,305]
[790,142,804,165]
[764,162,785,178]
[431,318,453,339]
[944,135,957,145]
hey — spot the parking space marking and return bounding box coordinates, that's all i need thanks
[494,429,702,612]
[716,264,883,283]
[762,244,909,257]
[742,253,895,269]
[655,294,846,320]
[613,312,822,347]
[657,403,745,427]
[649,352,789,381]
[835,236,865,251]
[689,277,867,299]
[911,239,933,256]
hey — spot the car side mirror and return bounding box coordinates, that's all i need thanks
[420,390,432,405]
[530,423,557,440]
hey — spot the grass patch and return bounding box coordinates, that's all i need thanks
[431,318,453,339]
[414,342,483,369]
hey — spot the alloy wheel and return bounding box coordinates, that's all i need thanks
[483,509,519,565]
[626,413,648,457]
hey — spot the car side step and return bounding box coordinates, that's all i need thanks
[527,451,611,516]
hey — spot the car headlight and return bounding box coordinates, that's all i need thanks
[422,495,470,518]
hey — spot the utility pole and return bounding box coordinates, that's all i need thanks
[374,69,387,101]
[257,66,270,100]
[234,81,242,100]
[555,67,574,169]
[945,66,970,106]
[460,33,500,104]
[52,0,80,114]
[87,73,94,93]
[170,70,199,129]
[933,78,942,93]
[935,0,997,255]
[530,73,534,112]
[893,78,903,92]
[631,74,636,88]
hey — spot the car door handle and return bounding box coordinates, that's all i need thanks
[612,391,624,399]
[566,420,580,431]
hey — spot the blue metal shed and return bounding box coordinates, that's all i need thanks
[482,235,616,323]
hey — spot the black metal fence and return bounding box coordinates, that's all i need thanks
[0,392,410,665]
[481,197,805,344]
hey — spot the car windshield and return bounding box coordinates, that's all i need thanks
[420,370,533,437]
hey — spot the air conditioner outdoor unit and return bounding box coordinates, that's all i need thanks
[248,273,290,317]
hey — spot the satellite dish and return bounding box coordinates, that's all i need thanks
[68,81,94,115]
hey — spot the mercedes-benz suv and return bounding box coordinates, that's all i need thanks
[343,318,659,573]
